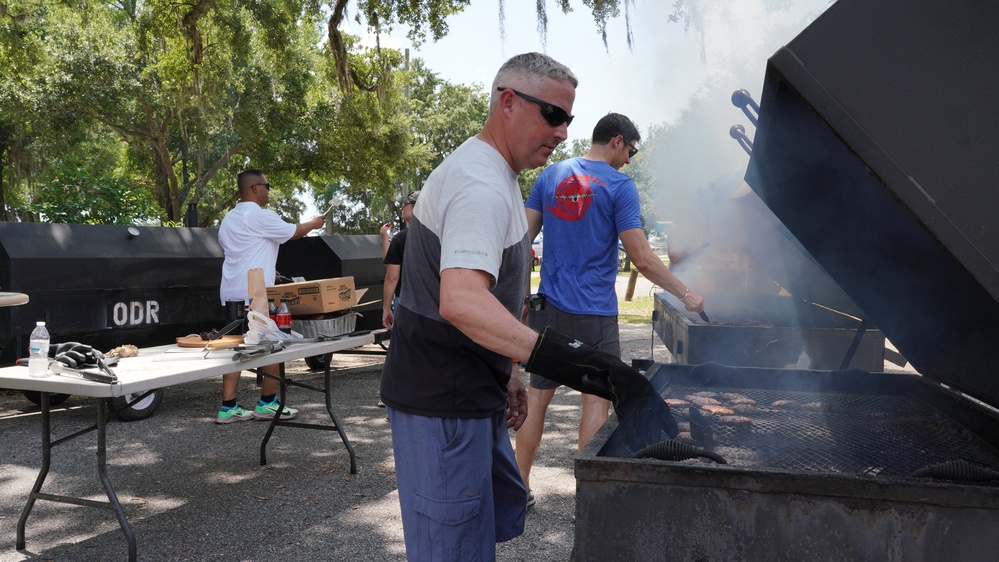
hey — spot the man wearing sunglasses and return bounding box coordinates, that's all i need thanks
[382,52,687,559]
[379,52,578,560]
[216,169,326,424]
[515,113,706,507]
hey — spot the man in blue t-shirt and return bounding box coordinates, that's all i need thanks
[516,113,706,505]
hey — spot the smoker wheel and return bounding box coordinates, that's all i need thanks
[633,439,728,464]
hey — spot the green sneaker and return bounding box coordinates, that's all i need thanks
[253,398,298,420]
[216,404,253,424]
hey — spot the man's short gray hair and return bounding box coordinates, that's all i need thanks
[490,53,578,112]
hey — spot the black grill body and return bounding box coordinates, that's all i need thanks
[576,363,999,561]
[0,223,224,361]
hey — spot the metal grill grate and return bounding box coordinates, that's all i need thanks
[665,384,999,477]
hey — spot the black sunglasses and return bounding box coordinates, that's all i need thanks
[253,182,271,190]
[497,87,574,127]
[624,141,639,158]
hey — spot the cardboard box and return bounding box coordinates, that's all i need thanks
[266,277,357,315]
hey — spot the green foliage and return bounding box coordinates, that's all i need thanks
[405,58,489,190]
[356,0,471,45]
[1,0,643,228]
[31,157,158,225]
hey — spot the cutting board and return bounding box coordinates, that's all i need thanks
[175,335,244,348]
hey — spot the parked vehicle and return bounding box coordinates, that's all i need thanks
[532,232,543,267]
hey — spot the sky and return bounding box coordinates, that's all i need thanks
[345,0,834,144]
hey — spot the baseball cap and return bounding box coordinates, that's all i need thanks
[401,191,420,205]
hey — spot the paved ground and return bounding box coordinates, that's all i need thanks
[0,276,670,562]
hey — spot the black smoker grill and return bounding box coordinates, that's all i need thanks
[576,0,999,558]
[0,223,225,363]
[0,225,385,361]
[577,362,999,560]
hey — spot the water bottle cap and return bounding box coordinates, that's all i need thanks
[36,321,45,326]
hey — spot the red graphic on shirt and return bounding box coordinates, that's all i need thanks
[546,174,604,221]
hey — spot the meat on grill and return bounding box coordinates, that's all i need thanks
[731,404,760,415]
[716,415,754,426]
[771,399,832,412]
[701,404,735,416]
[686,395,722,406]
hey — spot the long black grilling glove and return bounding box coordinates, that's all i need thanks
[524,327,679,452]
[48,342,98,369]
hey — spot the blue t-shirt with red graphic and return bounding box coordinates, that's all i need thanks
[525,157,642,316]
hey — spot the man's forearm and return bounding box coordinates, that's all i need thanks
[440,268,539,362]
[382,265,400,312]
[634,252,686,299]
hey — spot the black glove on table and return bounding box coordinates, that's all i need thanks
[524,327,678,451]
[48,342,98,369]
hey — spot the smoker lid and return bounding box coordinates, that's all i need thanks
[744,0,999,405]
[716,190,867,319]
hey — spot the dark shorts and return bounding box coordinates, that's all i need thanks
[527,300,620,390]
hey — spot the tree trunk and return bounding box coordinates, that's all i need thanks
[328,0,351,93]
[625,269,639,302]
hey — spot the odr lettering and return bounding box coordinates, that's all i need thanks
[112,301,160,327]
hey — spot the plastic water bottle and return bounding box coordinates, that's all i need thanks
[28,321,50,377]
[276,300,292,334]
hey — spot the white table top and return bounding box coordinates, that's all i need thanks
[0,292,28,307]
[0,333,376,398]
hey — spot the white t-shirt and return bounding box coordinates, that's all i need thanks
[218,201,297,305]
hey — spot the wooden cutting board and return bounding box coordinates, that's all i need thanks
[175,335,244,348]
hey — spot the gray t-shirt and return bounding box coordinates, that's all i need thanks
[380,137,531,418]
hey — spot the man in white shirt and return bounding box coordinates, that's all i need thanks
[215,168,326,424]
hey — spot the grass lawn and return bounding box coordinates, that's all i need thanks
[617,294,655,324]
[529,271,655,324]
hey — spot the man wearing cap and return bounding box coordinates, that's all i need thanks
[381,190,420,330]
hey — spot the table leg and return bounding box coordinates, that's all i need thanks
[323,359,357,474]
[259,362,285,466]
[257,355,357,473]
[96,398,138,561]
[16,392,50,550]
[15,393,137,561]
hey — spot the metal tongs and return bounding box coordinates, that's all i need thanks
[201,318,247,358]
[92,353,119,383]
[48,354,119,384]
[230,334,345,363]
